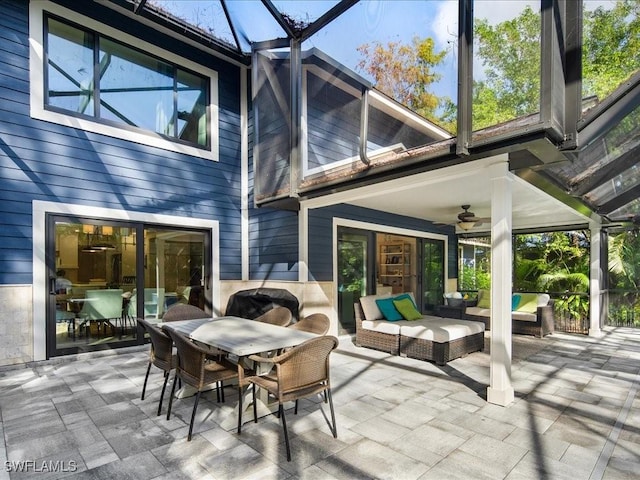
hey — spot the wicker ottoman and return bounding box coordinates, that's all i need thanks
[399,316,485,365]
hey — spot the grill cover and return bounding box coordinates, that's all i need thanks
[225,288,299,320]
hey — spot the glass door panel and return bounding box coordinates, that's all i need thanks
[421,238,445,313]
[50,219,138,354]
[134,227,207,321]
[337,228,372,334]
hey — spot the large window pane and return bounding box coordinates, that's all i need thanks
[99,38,174,133]
[47,17,94,115]
[45,17,210,148]
[177,69,208,146]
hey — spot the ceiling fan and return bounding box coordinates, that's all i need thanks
[456,205,490,230]
[435,205,490,230]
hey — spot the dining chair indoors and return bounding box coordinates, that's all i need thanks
[138,318,176,416]
[254,306,292,327]
[165,329,239,441]
[240,335,339,461]
[288,313,330,335]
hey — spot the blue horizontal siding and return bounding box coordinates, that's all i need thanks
[0,0,245,284]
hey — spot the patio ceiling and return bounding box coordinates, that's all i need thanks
[102,0,640,231]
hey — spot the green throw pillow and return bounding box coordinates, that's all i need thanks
[393,297,423,321]
[516,293,539,313]
[477,288,491,309]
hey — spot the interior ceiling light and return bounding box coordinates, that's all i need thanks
[457,221,477,231]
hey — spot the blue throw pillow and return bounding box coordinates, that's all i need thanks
[375,297,403,321]
[512,294,521,311]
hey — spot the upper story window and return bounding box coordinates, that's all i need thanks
[46,16,209,149]
[30,1,219,160]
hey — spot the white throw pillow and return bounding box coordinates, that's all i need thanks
[537,293,551,307]
[360,294,392,320]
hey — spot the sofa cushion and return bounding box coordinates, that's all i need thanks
[360,294,392,320]
[465,306,491,317]
[512,310,537,322]
[393,297,422,321]
[400,316,485,342]
[361,319,409,334]
[477,289,490,308]
[376,297,404,321]
[516,293,539,313]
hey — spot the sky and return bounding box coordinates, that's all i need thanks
[151,0,618,103]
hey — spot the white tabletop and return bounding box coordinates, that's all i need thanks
[160,316,317,357]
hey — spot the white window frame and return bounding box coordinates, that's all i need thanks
[29,1,219,161]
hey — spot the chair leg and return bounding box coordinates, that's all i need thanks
[294,399,298,415]
[252,384,257,423]
[166,371,179,420]
[141,362,151,400]
[237,384,243,434]
[188,391,201,441]
[327,388,337,438]
[220,380,225,403]
[157,370,170,416]
[216,381,221,403]
[280,403,291,462]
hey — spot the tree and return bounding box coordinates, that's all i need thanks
[473,6,541,129]
[356,36,453,129]
[357,1,638,131]
[583,0,640,101]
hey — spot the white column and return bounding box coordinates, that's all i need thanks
[487,161,514,406]
[589,223,602,336]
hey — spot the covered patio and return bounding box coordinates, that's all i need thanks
[1,329,638,479]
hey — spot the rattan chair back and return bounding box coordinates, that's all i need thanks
[137,318,176,416]
[165,328,239,441]
[288,313,330,335]
[240,335,339,460]
[254,306,292,327]
[162,303,208,322]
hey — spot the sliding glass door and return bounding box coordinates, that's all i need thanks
[47,215,209,356]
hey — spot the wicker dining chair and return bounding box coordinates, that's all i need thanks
[165,329,239,441]
[254,306,292,327]
[162,303,209,322]
[138,318,176,416]
[239,335,339,461]
[288,313,330,335]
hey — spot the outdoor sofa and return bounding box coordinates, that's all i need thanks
[461,290,555,338]
[354,293,485,365]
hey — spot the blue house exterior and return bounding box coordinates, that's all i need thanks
[0,0,456,365]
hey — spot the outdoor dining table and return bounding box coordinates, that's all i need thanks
[159,315,318,429]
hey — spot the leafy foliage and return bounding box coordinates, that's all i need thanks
[356,36,453,129]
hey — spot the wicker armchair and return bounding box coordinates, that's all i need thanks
[254,306,292,327]
[165,329,239,441]
[138,318,176,416]
[240,335,339,461]
[288,313,330,335]
[162,303,208,322]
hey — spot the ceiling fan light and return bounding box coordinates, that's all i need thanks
[458,221,476,231]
